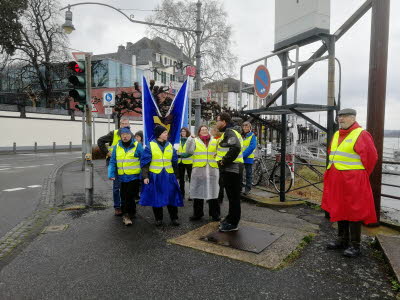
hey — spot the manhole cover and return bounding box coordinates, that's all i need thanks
[42,225,69,233]
[202,225,282,253]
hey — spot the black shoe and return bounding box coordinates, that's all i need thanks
[155,220,163,227]
[171,219,180,226]
[343,246,361,258]
[211,216,221,222]
[219,222,238,232]
[326,240,348,250]
[189,215,203,221]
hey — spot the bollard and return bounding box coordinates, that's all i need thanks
[69,141,72,152]
[13,142,16,154]
[34,142,37,153]
[53,142,56,152]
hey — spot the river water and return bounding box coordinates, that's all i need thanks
[382,137,400,223]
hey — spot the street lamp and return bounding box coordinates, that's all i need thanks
[61,6,75,34]
[60,1,203,130]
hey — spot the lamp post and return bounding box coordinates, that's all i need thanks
[60,1,202,129]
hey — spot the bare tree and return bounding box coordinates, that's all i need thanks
[146,0,236,82]
[6,0,70,107]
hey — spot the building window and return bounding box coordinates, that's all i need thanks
[161,71,167,84]
[164,57,167,65]
[156,53,161,62]
[154,70,158,81]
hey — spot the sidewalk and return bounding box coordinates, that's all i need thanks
[0,160,398,299]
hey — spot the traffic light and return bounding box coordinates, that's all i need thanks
[67,60,86,105]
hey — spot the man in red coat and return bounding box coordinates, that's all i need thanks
[322,108,378,258]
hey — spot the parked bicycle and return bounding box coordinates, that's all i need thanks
[251,146,294,193]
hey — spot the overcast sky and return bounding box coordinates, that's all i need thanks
[61,0,400,130]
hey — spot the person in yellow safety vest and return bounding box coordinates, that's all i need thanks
[139,125,183,227]
[177,127,193,199]
[215,112,244,232]
[97,117,130,216]
[322,108,378,258]
[108,127,143,226]
[241,121,257,195]
[185,125,220,221]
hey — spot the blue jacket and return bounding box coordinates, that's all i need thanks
[108,140,143,182]
[242,132,257,164]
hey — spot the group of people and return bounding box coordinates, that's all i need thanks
[98,112,257,232]
[98,107,377,258]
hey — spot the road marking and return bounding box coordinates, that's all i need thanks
[27,185,42,188]
[43,164,55,166]
[14,165,40,169]
[0,168,11,171]
[3,188,26,192]
[0,163,55,171]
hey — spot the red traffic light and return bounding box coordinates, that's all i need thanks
[67,61,84,73]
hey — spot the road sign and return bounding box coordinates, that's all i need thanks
[91,102,98,113]
[254,65,271,99]
[103,91,115,106]
[105,107,113,115]
[186,66,196,77]
[191,89,210,99]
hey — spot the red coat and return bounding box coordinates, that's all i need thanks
[321,122,378,224]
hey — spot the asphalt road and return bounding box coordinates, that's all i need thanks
[0,152,80,239]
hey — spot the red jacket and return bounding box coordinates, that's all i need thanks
[321,122,378,224]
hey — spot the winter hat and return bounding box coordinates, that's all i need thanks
[119,127,133,136]
[154,125,167,138]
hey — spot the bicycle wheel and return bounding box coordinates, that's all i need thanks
[252,159,262,186]
[270,163,293,193]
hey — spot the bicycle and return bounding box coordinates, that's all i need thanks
[251,147,294,193]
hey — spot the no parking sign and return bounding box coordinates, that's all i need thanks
[254,65,271,99]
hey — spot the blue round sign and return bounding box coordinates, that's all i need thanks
[254,65,271,99]
[105,93,113,102]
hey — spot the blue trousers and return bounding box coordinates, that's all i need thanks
[243,163,253,191]
[113,176,121,208]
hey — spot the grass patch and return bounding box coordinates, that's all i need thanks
[277,233,316,269]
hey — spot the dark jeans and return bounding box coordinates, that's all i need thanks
[152,205,178,221]
[222,170,242,226]
[106,158,121,208]
[338,220,362,245]
[120,180,140,216]
[242,163,253,191]
[218,170,224,203]
[178,163,192,196]
[192,199,220,218]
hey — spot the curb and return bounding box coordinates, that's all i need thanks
[0,159,79,261]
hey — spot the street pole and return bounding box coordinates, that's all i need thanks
[194,0,202,132]
[84,53,94,206]
[81,107,86,171]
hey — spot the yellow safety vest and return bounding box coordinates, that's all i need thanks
[149,141,174,174]
[216,129,244,164]
[243,133,256,159]
[178,140,193,164]
[192,138,218,168]
[327,127,365,170]
[108,130,120,154]
[115,142,140,175]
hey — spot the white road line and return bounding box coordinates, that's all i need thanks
[42,164,54,166]
[14,165,40,169]
[27,185,42,188]
[0,168,11,171]
[3,188,26,192]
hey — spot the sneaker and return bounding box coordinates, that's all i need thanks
[114,208,123,216]
[155,220,163,227]
[243,189,251,195]
[326,240,348,250]
[211,216,221,222]
[189,215,203,221]
[122,214,132,226]
[170,219,180,226]
[343,246,361,258]
[219,222,238,232]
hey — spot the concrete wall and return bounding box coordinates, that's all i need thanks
[1,112,143,147]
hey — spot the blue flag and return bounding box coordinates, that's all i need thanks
[141,77,189,148]
[141,76,161,146]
